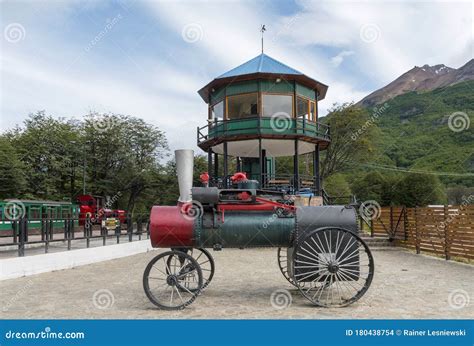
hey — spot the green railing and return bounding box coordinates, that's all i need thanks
[197,117,330,144]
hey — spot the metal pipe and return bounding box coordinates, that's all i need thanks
[175,149,194,203]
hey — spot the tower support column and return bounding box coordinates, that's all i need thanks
[223,142,228,188]
[259,138,263,186]
[294,139,299,193]
[207,149,213,183]
[213,152,219,185]
[313,144,321,195]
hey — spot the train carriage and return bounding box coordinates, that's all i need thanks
[0,199,79,231]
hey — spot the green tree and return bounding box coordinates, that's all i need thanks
[0,136,26,199]
[351,171,399,206]
[82,112,169,214]
[446,186,474,205]
[320,103,381,178]
[394,173,446,207]
[323,173,351,198]
[7,111,80,200]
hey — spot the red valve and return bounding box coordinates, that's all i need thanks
[237,191,251,201]
[200,172,209,184]
[230,172,247,183]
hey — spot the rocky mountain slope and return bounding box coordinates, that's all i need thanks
[359,59,474,107]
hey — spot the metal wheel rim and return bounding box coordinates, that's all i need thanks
[169,248,215,291]
[277,247,300,287]
[292,227,374,308]
[143,250,203,310]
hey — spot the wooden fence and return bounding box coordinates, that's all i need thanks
[369,205,474,261]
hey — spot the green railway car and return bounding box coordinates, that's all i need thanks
[0,199,79,231]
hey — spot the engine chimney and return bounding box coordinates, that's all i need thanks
[175,149,194,203]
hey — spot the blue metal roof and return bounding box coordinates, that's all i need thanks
[217,53,303,78]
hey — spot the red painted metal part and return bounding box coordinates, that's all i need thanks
[149,205,194,248]
[199,172,209,184]
[217,197,296,212]
[230,172,247,183]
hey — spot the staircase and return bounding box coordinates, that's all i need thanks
[360,236,397,251]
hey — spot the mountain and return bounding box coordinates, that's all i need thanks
[366,80,474,187]
[359,59,474,107]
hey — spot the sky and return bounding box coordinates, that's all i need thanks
[1,0,473,155]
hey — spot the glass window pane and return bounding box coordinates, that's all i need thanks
[263,94,293,117]
[227,93,258,119]
[210,101,224,119]
[297,97,308,118]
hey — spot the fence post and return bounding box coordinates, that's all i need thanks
[12,220,18,244]
[370,218,374,238]
[389,206,394,239]
[71,218,75,239]
[49,219,53,240]
[403,207,408,241]
[414,207,420,254]
[67,218,72,250]
[45,217,50,254]
[443,205,450,260]
[85,215,91,248]
[18,216,26,257]
[127,214,133,242]
[115,220,121,244]
[102,224,107,246]
[137,217,142,241]
[41,217,46,242]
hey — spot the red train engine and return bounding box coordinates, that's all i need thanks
[76,194,126,225]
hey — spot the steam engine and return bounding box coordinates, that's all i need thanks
[144,150,373,310]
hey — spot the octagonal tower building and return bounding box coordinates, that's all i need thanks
[197,53,330,202]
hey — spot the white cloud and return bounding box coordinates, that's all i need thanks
[1,0,472,156]
[331,50,355,67]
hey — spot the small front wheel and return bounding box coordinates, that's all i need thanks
[143,250,203,310]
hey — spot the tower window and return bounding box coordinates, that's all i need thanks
[227,93,258,119]
[297,96,317,122]
[262,94,293,118]
[297,97,308,118]
[210,101,224,119]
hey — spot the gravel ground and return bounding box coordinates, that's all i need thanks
[1,248,473,319]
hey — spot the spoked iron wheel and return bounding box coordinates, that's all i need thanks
[277,247,306,287]
[277,247,295,285]
[143,250,203,310]
[292,227,374,307]
[169,248,215,291]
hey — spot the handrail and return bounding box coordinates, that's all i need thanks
[197,116,330,145]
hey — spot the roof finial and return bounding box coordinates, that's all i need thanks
[260,24,266,54]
